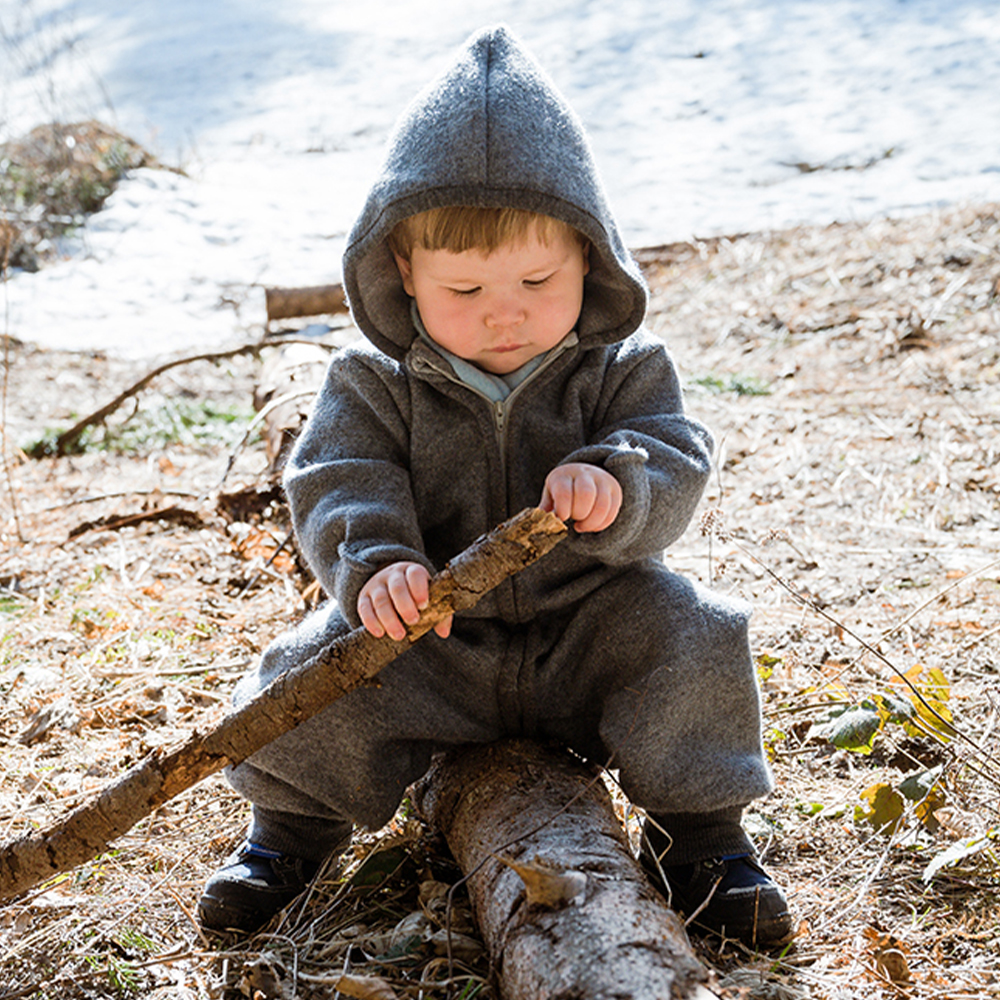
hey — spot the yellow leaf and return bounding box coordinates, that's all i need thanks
[858,783,905,833]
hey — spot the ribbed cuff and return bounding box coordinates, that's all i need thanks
[644,806,753,866]
[249,806,353,863]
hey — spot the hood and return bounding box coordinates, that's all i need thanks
[342,24,648,362]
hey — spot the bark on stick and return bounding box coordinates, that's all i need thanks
[0,508,567,904]
[415,740,721,1000]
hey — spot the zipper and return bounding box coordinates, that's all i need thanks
[413,336,576,507]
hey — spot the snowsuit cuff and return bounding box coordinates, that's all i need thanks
[248,806,353,863]
[644,806,754,866]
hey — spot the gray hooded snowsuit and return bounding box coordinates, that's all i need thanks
[226,25,773,861]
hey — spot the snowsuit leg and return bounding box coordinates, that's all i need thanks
[520,563,773,816]
[226,565,770,859]
[225,602,513,853]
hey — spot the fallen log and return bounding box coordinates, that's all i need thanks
[265,283,347,322]
[415,740,721,1000]
[0,508,567,904]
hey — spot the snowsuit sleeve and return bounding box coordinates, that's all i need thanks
[558,331,714,563]
[282,350,432,624]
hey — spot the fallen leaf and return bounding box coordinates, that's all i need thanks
[494,854,588,908]
[239,951,291,1000]
[427,927,484,961]
[862,927,912,985]
[334,973,400,1000]
[923,831,996,883]
[856,783,905,834]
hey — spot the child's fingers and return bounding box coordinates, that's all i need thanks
[371,583,408,640]
[542,463,622,532]
[568,469,598,523]
[542,467,576,521]
[357,590,389,638]
[540,482,555,513]
[433,614,453,639]
[358,562,432,641]
[404,563,431,607]
[358,586,398,639]
[574,476,622,532]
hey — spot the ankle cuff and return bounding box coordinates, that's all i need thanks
[645,806,753,866]
[249,807,352,863]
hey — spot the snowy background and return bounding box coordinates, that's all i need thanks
[2,0,999,358]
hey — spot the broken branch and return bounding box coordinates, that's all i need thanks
[0,507,567,903]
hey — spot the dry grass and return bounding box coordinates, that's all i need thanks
[1,202,998,999]
[0,120,155,271]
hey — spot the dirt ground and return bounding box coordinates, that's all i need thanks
[1,202,998,999]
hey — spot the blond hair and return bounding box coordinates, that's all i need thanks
[387,206,586,260]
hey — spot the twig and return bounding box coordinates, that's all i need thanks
[961,622,1000,653]
[873,556,1000,646]
[214,387,316,493]
[31,342,265,457]
[235,529,293,598]
[731,535,1000,784]
[27,488,201,514]
[1,252,24,543]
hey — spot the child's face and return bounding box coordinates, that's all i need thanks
[394,226,589,375]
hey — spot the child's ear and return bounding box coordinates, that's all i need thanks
[581,241,591,276]
[393,251,416,297]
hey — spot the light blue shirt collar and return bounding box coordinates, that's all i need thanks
[411,301,577,402]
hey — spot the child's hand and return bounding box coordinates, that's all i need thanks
[357,562,452,640]
[540,462,622,533]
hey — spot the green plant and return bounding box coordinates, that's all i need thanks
[691,372,772,396]
[26,398,258,456]
[84,953,140,998]
[806,663,954,755]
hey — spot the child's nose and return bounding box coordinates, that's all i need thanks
[485,293,527,329]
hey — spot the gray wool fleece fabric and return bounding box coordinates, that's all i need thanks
[226,25,773,855]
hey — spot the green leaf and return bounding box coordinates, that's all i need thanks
[923,832,996,883]
[892,664,955,742]
[809,703,883,753]
[872,691,915,726]
[898,765,944,802]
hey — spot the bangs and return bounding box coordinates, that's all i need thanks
[388,207,584,258]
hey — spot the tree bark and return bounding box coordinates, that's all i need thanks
[415,740,720,1000]
[0,508,566,904]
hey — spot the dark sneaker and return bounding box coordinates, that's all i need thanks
[646,853,793,948]
[197,841,322,934]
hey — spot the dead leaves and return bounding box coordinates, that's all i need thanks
[492,854,588,909]
[862,927,913,989]
[239,952,400,1000]
[331,974,400,1000]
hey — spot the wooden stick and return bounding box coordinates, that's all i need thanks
[265,284,347,322]
[0,508,567,903]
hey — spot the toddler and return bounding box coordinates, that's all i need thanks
[198,25,791,948]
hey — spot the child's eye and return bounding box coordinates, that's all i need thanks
[524,274,553,288]
[449,286,480,297]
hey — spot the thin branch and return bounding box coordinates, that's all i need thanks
[30,342,265,458]
[1,239,24,543]
[214,387,316,493]
[734,536,1000,783]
